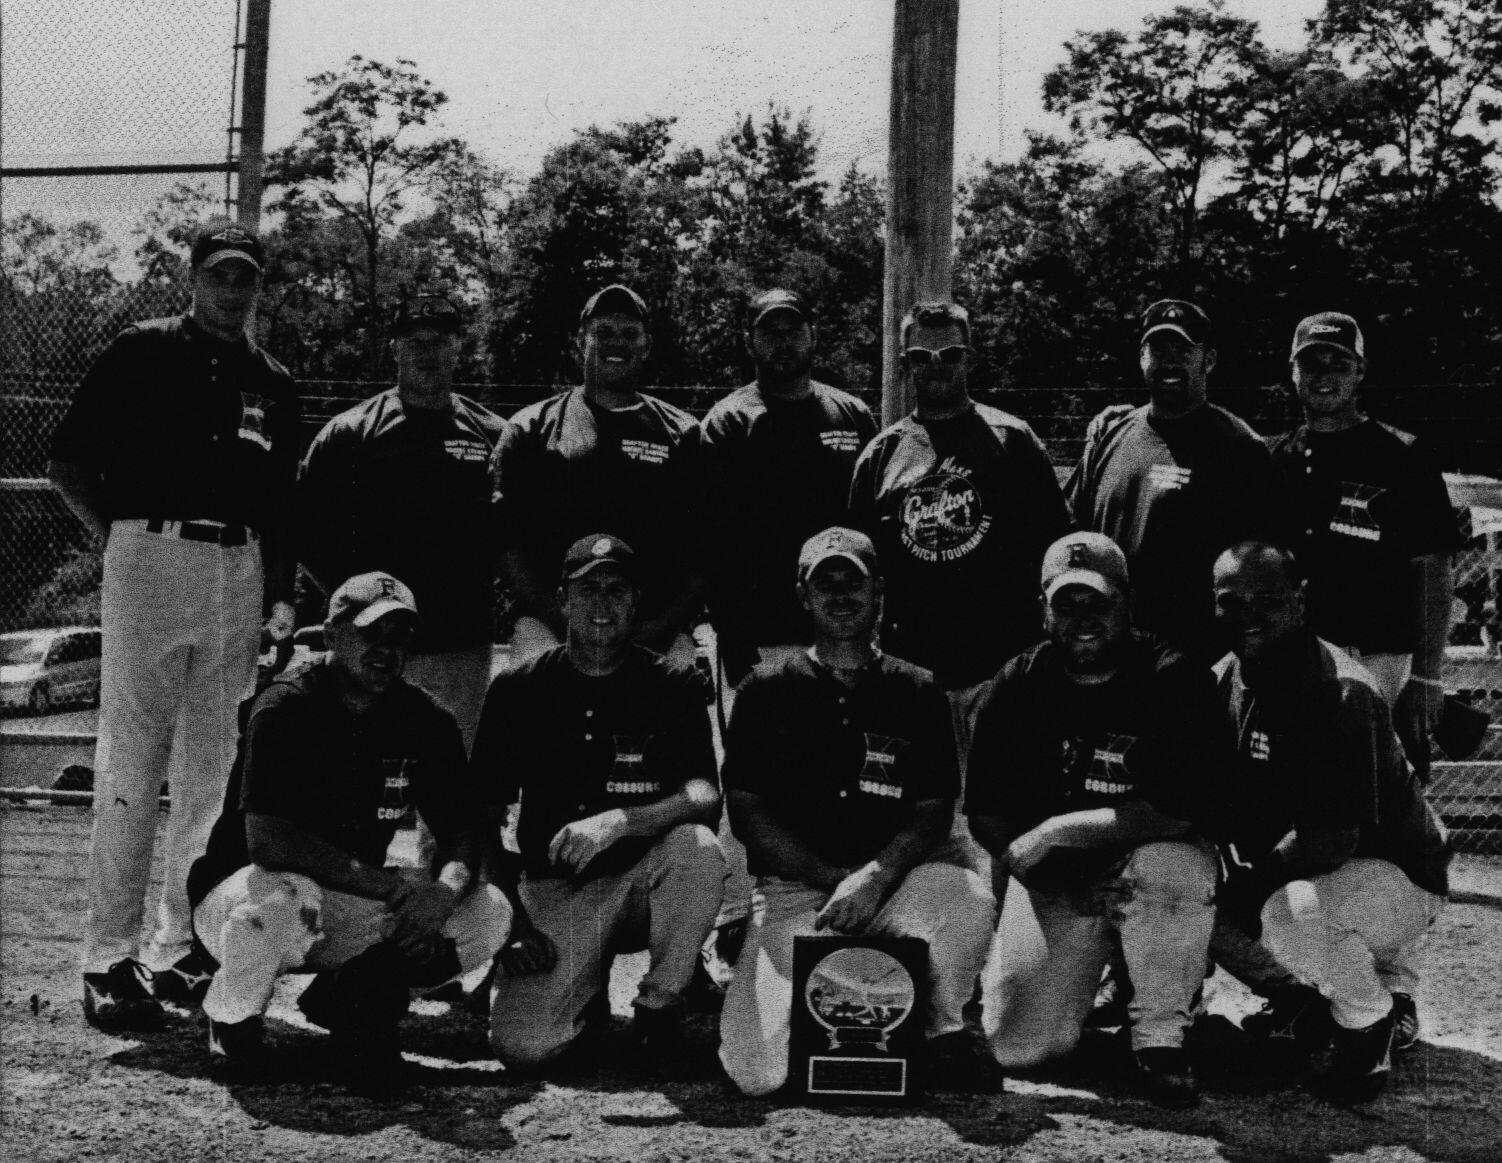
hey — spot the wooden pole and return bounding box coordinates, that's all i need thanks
[236,0,272,230]
[881,0,959,425]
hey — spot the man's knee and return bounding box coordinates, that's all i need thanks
[1124,841,1217,904]
[658,822,724,864]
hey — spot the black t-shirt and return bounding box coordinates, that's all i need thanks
[1216,636,1451,898]
[1066,403,1288,664]
[847,403,1071,689]
[701,381,876,653]
[722,651,960,874]
[470,645,716,880]
[297,389,504,651]
[187,658,475,907]
[489,387,702,618]
[966,635,1233,847]
[1270,420,1464,654]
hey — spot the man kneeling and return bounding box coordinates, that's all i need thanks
[187,572,512,1095]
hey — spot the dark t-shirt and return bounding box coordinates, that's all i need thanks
[298,389,504,651]
[722,651,960,874]
[1066,403,1287,664]
[187,658,475,907]
[847,402,1071,689]
[489,388,702,618]
[470,645,716,880]
[701,381,876,654]
[1270,420,1464,654]
[1215,637,1451,898]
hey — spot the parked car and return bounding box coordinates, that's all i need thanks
[0,626,102,716]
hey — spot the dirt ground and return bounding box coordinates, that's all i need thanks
[4,803,1502,1163]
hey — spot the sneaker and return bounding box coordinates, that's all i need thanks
[1391,992,1419,1053]
[1241,984,1332,1056]
[82,958,164,1031]
[631,1002,686,1072]
[153,946,217,1007]
[208,1015,268,1073]
[1134,1046,1199,1109]
[1317,1006,1395,1105]
[924,1029,1006,1094]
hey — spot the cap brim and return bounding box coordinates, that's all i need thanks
[1290,340,1360,361]
[350,599,419,628]
[1141,323,1198,345]
[1044,570,1120,601]
[199,248,262,272]
[751,304,807,328]
[564,558,634,582]
[801,551,872,581]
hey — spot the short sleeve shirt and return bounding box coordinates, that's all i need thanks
[1270,420,1464,654]
[187,658,474,906]
[700,382,876,651]
[470,645,716,880]
[298,389,504,651]
[722,651,960,874]
[489,388,702,617]
[1216,637,1451,897]
[847,403,1071,689]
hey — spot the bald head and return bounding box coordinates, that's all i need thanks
[1213,541,1305,663]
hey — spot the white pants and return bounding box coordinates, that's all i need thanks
[404,644,493,756]
[1260,858,1443,1030]
[982,841,1218,1065]
[85,521,263,973]
[718,862,996,1097]
[511,614,697,670]
[489,823,726,1066]
[194,864,512,1025]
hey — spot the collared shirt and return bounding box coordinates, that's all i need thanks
[1270,419,1464,654]
[298,388,504,651]
[847,402,1071,689]
[471,645,715,880]
[722,650,959,875]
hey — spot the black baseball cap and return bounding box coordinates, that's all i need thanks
[1290,311,1364,361]
[393,293,463,336]
[561,533,638,582]
[1141,299,1211,346]
[746,288,812,331]
[579,284,650,330]
[190,222,265,272]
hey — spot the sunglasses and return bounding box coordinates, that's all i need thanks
[904,345,971,366]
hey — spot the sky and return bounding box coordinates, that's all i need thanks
[2,0,1323,267]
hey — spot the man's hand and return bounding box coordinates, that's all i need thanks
[261,600,296,653]
[815,862,892,935]
[548,809,630,875]
[387,875,458,956]
[499,918,558,977]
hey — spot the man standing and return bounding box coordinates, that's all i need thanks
[718,527,996,1097]
[298,292,503,750]
[847,301,1070,764]
[48,220,300,1027]
[1211,542,1450,1104]
[475,535,725,1072]
[490,285,704,667]
[967,532,1229,1108]
[187,572,511,1094]
[1269,312,1461,750]
[1067,300,1286,665]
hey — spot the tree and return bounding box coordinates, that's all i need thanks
[0,213,120,380]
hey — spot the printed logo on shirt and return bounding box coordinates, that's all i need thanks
[606,734,662,796]
[1330,481,1384,542]
[1247,730,1271,761]
[858,732,909,799]
[238,392,272,451]
[1147,463,1191,491]
[444,438,490,463]
[1063,733,1137,795]
[820,429,862,454]
[898,458,991,563]
[377,758,414,823]
[621,439,671,465]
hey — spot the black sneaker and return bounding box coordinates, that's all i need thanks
[924,1029,1006,1094]
[82,958,164,1031]
[208,1015,268,1073]
[1241,985,1332,1056]
[1317,1006,1395,1105]
[630,1002,686,1073]
[153,946,217,1007]
[1134,1046,1200,1109]
[1391,992,1419,1053]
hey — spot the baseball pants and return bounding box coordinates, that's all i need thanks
[982,841,1218,1066]
[718,861,996,1097]
[194,864,511,1025]
[85,520,262,974]
[489,823,725,1066]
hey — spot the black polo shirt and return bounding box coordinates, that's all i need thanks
[1066,403,1288,664]
[187,657,475,907]
[722,651,959,875]
[298,389,504,651]
[1216,636,1450,898]
[701,381,876,657]
[470,645,716,880]
[1270,420,1464,655]
[847,402,1071,690]
[489,387,703,619]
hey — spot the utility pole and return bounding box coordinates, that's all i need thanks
[236,0,272,230]
[881,0,960,425]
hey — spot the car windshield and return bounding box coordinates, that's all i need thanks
[0,638,48,666]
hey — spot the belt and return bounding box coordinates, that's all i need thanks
[142,518,253,547]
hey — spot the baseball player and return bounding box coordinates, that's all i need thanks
[186,572,512,1096]
[966,532,1231,1108]
[1210,542,1451,1104]
[47,220,300,1028]
[1269,311,1462,757]
[847,300,1070,771]
[490,284,705,668]
[297,291,504,751]
[717,527,997,1097]
[474,534,725,1073]
[1067,299,1288,666]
